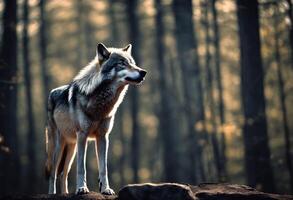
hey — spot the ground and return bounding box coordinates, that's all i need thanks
[1,183,292,200]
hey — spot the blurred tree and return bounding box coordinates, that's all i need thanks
[201,0,222,181]
[39,0,50,106]
[108,0,126,186]
[83,1,94,60]
[172,0,206,183]
[154,0,180,182]
[273,3,293,192]
[211,0,228,180]
[22,0,36,192]
[236,0,275,192]
[76,0,85,68]
[286,0,293,69]
[0,0,20,194]
[126,0,141,183]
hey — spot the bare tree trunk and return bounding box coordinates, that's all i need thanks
[172,0,206,184]
[201,0,222,181]
[39,0,50,107]
[154,0,180,182]
[126,0,141,183]
[108,0,126,186]
[83,1,94,60]
[236,0,275,192]
[273,4,293,192]
[76,0,85,69]
[0,0,19,194]
[211,0,228,181]
[22,0,36,192]
[286,0,293,69]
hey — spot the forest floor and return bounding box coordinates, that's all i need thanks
[1,183,292,200]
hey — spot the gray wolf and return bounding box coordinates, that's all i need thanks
[45,43,146,195]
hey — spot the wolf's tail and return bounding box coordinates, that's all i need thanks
[45,92,56,180]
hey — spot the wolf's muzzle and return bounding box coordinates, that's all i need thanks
[125,69,147,83]
[139,70,147,78]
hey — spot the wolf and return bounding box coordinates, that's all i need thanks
[45,43,146,195]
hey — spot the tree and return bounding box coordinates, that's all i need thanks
[39,0,50,107]
[211,0,228,180]
[0,0,19,194]
[286,0,293,69]
[76,0,85,69]
[236,0,275,192]
[201,0,223,181]
[154,0,180,182]
[172,0,206,183]
[22,0,37,192]
[108,0,126,186]
[273,3,293,192]
[126,0,141,183]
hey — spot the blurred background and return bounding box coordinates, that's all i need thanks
[0,0,293,195]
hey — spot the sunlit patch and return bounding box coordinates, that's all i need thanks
[113,141,122,157]
[139,168,151,181]
[194,120,205,132]
[0,134,3,143]
[1,146,10,153]
[140,114,158,139]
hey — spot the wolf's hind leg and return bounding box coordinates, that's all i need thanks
[48,134,65,194]
[60,143,76,194]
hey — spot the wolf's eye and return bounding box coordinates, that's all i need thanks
[116,64,124,71]
[119,59,129,66]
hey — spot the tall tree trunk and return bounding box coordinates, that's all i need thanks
[76,0,84,69]
[286,0,293,69]
[0,0,19,194]
[172,0,206,184]
[211,0,228,180]
[39,0,50,107]
[154,0,180,182]
[126,0,141,183]
[201,0,222,181]
[22,0,36,192]
[236,0,275,192]
[273,4,293,192]
[83,1,94,60]
[108,0,126,185]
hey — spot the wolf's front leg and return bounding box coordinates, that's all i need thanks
[96,135,115,195]
[76,132,89,194]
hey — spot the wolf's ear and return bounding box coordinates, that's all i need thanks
[97,43,110,64]
[122,44,132,54]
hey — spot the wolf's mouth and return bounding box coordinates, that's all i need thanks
[125,76,145,84]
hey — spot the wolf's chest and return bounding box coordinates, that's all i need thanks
[88,90,116,115]
[80,87,125,120]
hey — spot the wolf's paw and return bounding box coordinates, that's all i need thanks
[101,188,115,195]
[76,186,89,195]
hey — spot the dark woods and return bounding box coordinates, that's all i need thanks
[0,0,292,195]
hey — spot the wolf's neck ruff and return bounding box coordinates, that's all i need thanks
[68,57,129,119]
[72,57,103,96]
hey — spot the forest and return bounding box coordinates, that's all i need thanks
[0,0,293,196]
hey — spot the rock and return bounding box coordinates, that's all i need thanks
[190,183,293,200]
[118,183,195,200]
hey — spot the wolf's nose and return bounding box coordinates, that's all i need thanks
[139,70,147,77]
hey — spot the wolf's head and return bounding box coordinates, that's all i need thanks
[97,43,147,85]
